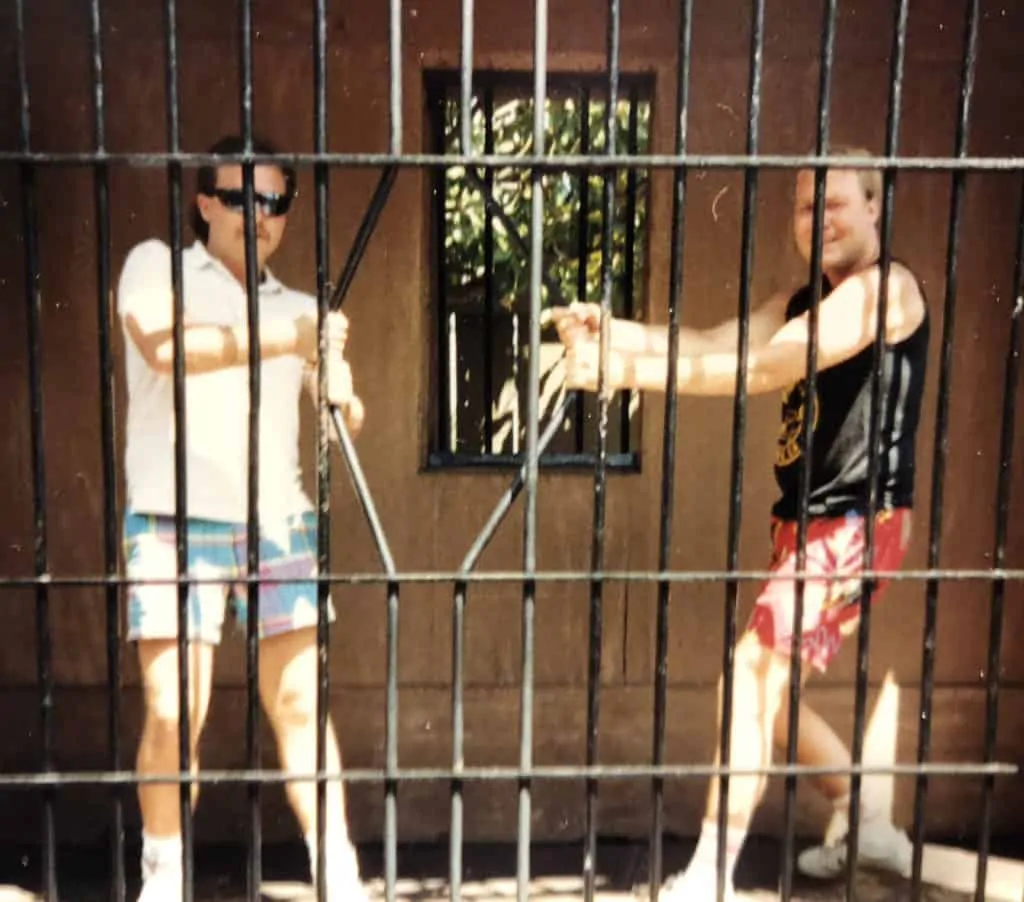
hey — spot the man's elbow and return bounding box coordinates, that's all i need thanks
[146,342,175,375]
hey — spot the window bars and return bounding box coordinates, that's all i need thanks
[4,0,1023,901]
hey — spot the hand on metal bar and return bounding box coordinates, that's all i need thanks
[543,303,629,398]
[323,310,365,435]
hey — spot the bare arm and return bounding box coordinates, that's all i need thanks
[124,312,316,376]
[117,239,319,375]
[548,295,788,356]
[566,264,925,397]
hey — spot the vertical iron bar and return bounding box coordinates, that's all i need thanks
[323,407,399,902]
[780,1,837,898]
[389,0,402,154]
[911,1,979,896]
[716,0,764,898]
[975,175,1024,902]
[384,596,400,901]
[574,88,591,453]
[313,0,330,898]
[845,2,910,897]
[619,89,639,455]
[450,576,466,902]
[451,49,480,894]
[239,0,262,896]
[89,0,125,896]
[14,2,56,898]
[519,2,547,898]
[162,0,192,892]
[434,90,452,456]
[459,0,474,166]
[584,3,621,899]
[483,87,495,453]
[649,0,692,897]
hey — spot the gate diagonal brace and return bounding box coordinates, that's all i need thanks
[325,165,398,577]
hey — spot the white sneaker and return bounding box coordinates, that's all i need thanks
[797,821,913,880]
[136,871,183,902]
[657,867,736,901]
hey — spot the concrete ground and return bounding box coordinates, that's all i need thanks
[0,838,1020,901]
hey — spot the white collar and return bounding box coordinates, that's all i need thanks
[187,240,284,294]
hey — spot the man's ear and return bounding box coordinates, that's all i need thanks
[196,194,213,224]
[867,194,881,225]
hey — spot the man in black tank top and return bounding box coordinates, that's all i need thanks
[550,148,929,899]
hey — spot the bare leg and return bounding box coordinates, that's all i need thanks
[136,639,215,836]
[773,699,851,804]
[258,627,350,843]
[704,633,795,831]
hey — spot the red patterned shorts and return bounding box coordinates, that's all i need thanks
[744,508,912,673]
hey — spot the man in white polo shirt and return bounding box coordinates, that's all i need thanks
[118,134,368,902]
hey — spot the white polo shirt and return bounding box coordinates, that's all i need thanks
[118,238,315,525]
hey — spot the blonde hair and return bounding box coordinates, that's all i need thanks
[803,145,882,203]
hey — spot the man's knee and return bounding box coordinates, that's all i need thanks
[142,684,196,745]
[728,632,793,704]
[266,678,318,733]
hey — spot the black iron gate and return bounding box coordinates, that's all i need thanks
[2,0,1022,901]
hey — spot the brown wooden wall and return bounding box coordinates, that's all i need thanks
[0,0,1023,847]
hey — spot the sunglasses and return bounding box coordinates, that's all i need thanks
[209,187,295,218]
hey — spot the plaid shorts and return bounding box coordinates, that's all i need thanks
[123,510,335,644]
[744,508,912,672]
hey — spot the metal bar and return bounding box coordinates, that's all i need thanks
[583,2,621,897]
[327,407,399,902]
[450,570,466,902]
[464,166,567,306]
[4,564,1022,591]
[0,760,1009,790]
[519,2,547,896]
[483,87,496,454]
[313,0,331,898]
[715,0,764,897]
[912,1,979,894]
[459,0,474,162]
[975,174,1024,902]
[434,90,453,457]
[329,414,396,579]
[15,2,56,898]
[238,0,263,895]
[328,166,397,310]
[574,87,591,453]
[4,149,1024,171]
[449,397,575,902]
[315,154,400,898]
[649,0,692,897]
[845,2,910,896]
[780,1,837,897]
[162,0,192,892]
[389,0,402,153]
[89,0,124,896]
[619,89,639,455]
[460,393,575,574]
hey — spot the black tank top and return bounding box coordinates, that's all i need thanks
[771,265,929,520]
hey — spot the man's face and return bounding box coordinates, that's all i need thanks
[197,164,290,273]
[792,168,878,272]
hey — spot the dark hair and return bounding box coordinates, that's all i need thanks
[190,135,297,243]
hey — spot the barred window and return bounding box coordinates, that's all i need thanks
[426,71,652,469]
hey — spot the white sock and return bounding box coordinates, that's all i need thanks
[833,792,886,826]
[141,833,183,881]
[306,831,358,885]
[689,820,746,883]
